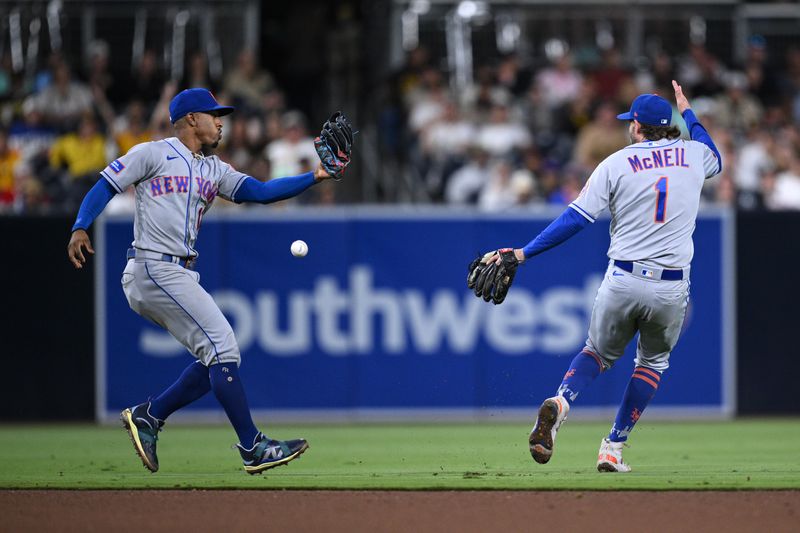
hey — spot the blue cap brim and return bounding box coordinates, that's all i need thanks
[616,112,633,121]
[204,105,235,117]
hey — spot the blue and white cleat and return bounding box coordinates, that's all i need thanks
[120,402,164,473]
[236,433,309,475]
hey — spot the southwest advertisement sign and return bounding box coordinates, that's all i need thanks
[96,208,734,421]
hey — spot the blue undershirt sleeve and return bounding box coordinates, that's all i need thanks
[682,108,722,173]
[71,177,118,232]
[232,172,316,204]
[522,207,591,259]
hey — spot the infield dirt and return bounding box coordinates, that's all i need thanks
[2,490,798,532]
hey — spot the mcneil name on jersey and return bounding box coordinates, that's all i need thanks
[627,147,690,173]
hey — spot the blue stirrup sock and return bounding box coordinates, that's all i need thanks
[149,360,211,420]
[608,366,662,442]
[556,350,605,404]
[209,362,260,447]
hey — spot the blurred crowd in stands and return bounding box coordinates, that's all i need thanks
[381,35,800,210]
[0,43,333,214]
[2,33,800,214]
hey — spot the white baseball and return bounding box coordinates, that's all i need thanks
[290,239,308,257]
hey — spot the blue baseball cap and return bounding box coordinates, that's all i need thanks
[169,88,234,124]
[616,94,672,126]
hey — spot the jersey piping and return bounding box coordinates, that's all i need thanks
[163,139,195,258]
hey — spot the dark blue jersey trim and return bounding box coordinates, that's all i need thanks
[623,139,681,150]
[163,139,194,258]
[101,170,123,193]
[569,202,596,222]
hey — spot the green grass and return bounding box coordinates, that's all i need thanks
[1,420,798,490]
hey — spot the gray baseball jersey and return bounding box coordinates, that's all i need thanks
[108,137,248,365]
[570,138,720,268]
[101,137,249,259]
[569,137,720,371]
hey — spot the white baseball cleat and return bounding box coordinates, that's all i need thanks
[528,395,570,464]
[597,437,632,472]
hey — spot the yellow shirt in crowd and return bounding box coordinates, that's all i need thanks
[115,130,151,155]
[0,149,20,197]
[49,133,107,178]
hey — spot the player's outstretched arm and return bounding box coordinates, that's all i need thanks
[472,207,592,304]
[486,207,592,267]
[68,177,118,268]
[233,165,333,205]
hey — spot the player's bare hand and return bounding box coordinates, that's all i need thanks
[672,80,691,114]
[313,163,331,181]
[68,229,94,269]
[486,249,526,265]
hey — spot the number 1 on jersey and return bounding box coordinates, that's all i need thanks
[654,176,668,223]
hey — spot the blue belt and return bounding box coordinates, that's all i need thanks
[613,260,683,281]
[126,248,196,269]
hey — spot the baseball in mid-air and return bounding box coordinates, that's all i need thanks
[290,239,308,257]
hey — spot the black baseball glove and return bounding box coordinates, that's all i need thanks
[314,111,354,181]
[467,248,520,305]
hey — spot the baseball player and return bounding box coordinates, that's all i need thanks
[67,88,353,474]
[468,81,721,472]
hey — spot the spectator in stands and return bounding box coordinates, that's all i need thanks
[783,47,800,123]
[219,113,255,172]
[183,51,219,94]
[264,110,318,180]
[741,35,781,106]
[0,129,20,208]
[572,100,629,170]
[8,103,57,168]
[119,49,166,110]
[714,71,763,135]
[591,48,631,103]
[84,40,116,103]
[476,103,532,157]
[517,80,556,140]
[677,43,725,97]
[649,51,676,95]
[395,46,432,105]
[496,53,531,98]
[735,128,775,209]
[14,161,45,213]
[547,163,584,205]
[460,65,512,124]
[478,159,517,211]
[112,100,154,154]
[509,167,538,206]
[24,60,93,131]
[558,78,596,138]
[537,165,562,204]
[766,143,800,210]
[224,48,275,113]
[406,67,449,134]
[445,146,490,205]
[48,113,110,209]
[421,100,476,196]
[535,49,583,110]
